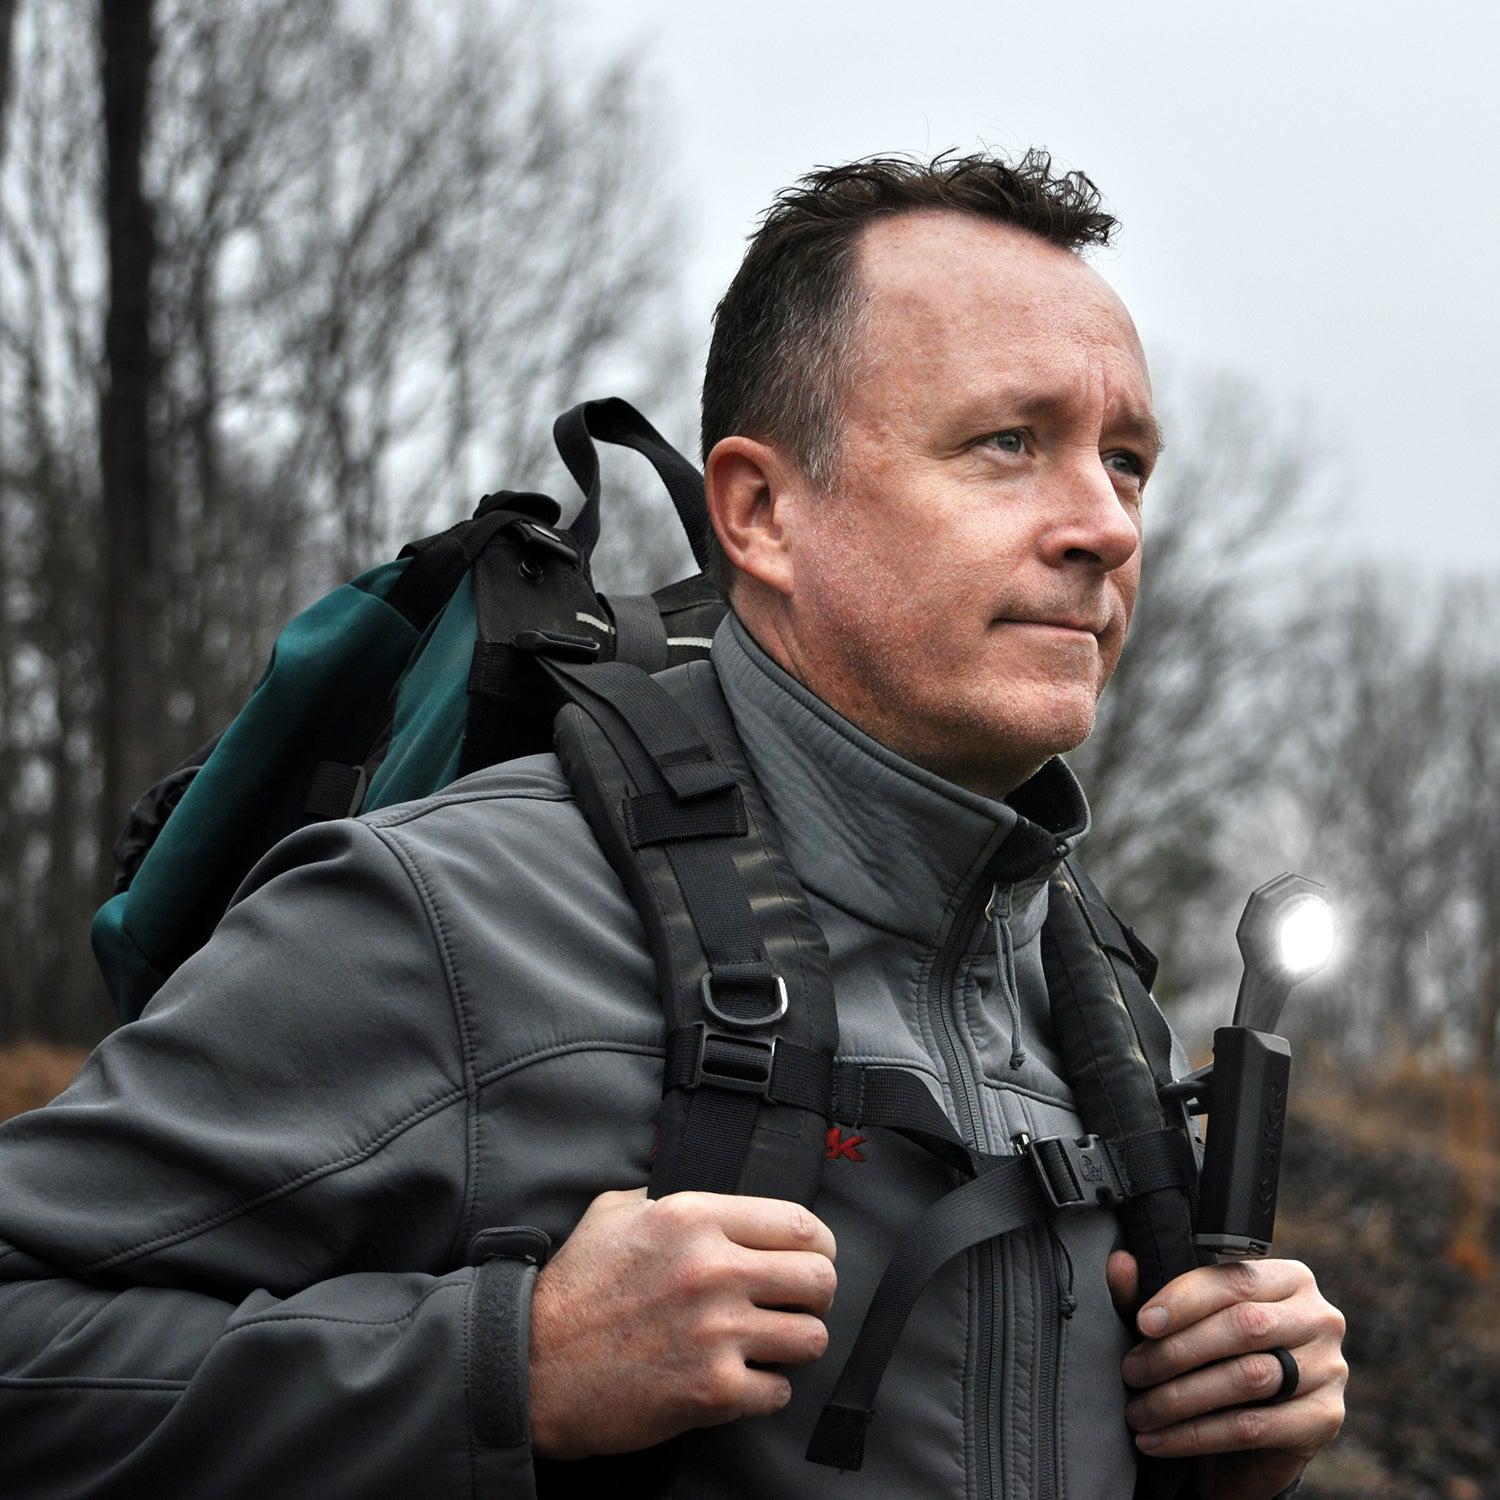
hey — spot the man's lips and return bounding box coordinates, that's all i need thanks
[995,617,1104,637]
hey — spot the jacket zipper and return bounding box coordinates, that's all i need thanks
[927,876,998,1499]
[991,890,1065,1500]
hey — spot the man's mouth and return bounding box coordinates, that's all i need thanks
[997,617,1102,637]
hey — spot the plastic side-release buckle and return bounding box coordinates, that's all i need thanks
[690,1023,778,1097]
[1027,1133,1129,1210]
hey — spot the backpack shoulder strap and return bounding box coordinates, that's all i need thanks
[548,653,837,1207]
[1041,857,1202,1500]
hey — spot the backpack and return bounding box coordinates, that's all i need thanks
[93,400,1202,1499]
[93,399,727,1024]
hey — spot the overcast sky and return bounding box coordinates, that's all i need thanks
[561,0,1498,580]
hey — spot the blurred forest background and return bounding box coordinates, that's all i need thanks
[0,2,1495,1496]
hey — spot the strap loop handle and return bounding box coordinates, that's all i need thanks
[553,398,713,570]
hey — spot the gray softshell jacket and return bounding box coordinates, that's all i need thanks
[0,613,1192,1498]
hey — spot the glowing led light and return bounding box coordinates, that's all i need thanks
[1276,896,1335,975]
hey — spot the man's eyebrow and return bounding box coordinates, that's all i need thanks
[969,391,1166,459]
[1113,410,1166,461]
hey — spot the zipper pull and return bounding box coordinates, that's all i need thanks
[990,886,1026,1070]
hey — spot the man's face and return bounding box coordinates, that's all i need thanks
[771,210,1158,799]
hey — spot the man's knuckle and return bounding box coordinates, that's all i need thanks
[784,1204,818,1248]
[1231,1406,1267,1446]
[669,1245,727,1300]
[808,1255,838,1302]
[1152,1384,1183,1423]
[1225,1260,1261,1299]
[804,1318,831,1360]
[698,1357,745,1414]
[1241,1353,1281,1393]
[652,1193,701,1236]
[1234,1300,1273,1341]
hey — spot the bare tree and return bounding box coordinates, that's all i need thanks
[97,0,161,891]
[0,0,688,1046]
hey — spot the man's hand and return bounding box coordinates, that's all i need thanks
[1107,1251,1347,1500]
[528,1188,837,1459]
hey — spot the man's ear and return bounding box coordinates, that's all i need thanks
[704,435,800,600]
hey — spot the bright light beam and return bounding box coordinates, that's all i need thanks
[1276,895,1335,976]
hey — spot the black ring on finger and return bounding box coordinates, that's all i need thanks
[1246,1345,1299,1406]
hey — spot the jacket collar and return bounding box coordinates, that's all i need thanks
[712,613,1091,951]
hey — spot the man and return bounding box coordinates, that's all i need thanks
[0,152,1345,1498]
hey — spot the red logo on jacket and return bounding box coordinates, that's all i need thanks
[825,1127,866,1162]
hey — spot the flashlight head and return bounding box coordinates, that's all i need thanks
[1231,873,1334,1033]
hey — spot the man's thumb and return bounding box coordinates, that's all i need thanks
[1106,1249,1139,1313]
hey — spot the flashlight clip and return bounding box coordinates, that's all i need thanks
[1159,1063,1214,1116]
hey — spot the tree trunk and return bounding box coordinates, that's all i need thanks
[0,0,19,160]
[96,0,159,896]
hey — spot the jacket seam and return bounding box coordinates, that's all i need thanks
[365,787,573,830]
[463,1263,480,1498]
[81,1085,467,1272]
[474,1038,663,1093]
[372,824,482,1267]
[978,1076,1078,1111]
[0,1376,187,1391]
[221,1277,467,1335]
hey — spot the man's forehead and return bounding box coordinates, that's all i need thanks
[848,210,1152,421]
[855,209,1138,346]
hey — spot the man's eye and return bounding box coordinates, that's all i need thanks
[1104,451,1146,480]
[984,430,1026,455]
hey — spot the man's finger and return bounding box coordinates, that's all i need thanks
[1106,1249,1139,1313]
[739,1247,838,1315]
[1123,1298,1326,1388]
[658,1192,838,1260]
[1125,1350,1294,1433]
[1134,1258,1308,1339]
[1132,1387,1345,1459]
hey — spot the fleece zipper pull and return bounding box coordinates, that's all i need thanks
[986,884,1027,1070]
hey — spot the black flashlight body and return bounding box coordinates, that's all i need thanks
[1193,1026,1292,1259]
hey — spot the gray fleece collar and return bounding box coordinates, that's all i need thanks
[712,613,1091,951]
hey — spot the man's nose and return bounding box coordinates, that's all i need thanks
[1041,457,1141,573]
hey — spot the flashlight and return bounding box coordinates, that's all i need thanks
[1165,873,1334,1260]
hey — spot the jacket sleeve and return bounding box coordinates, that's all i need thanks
[0,818,539,1500]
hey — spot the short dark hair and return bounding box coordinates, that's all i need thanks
[700,149,1118,592]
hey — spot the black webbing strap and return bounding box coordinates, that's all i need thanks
[1067,858,1178,1088]
[304,761,366,821]
[802,1115,1196,1472]
[538,658,735,801]
[384,508,513,630]
[553,398,713,570]
[607,592,672,673]
[806,1156,1047,1472]
[539,655,800,1197]
[625,788,746,847]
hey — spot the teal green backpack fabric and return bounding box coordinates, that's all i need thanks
[93,400,725,1024]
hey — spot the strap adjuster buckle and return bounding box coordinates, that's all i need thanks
[1026,1133,1128,1210]
[690,1024,778,1097]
